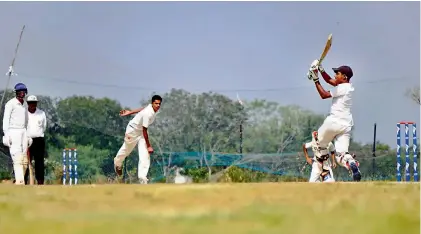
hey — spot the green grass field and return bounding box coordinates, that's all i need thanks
[0,182,419,234]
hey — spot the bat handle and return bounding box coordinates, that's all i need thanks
[318,58,324,65]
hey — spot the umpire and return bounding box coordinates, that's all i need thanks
[25,95,47,185]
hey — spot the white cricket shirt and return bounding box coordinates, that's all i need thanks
[27,109,47,138]
[2,98,28,133]
[128,104,158,134]
[328,83,354,127]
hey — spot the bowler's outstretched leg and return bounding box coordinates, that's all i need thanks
[114,127,140,176]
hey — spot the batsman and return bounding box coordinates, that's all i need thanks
[306,60,361,181]
[2,83,30,185]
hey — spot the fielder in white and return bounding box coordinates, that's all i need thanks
[303,131,336,183]
[2,83,30,185]
[114,95,162,184]
[307,60,361,181]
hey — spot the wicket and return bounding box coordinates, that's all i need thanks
[62,148,78,185]
[396,122,418,182]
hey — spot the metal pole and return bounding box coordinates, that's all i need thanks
[372,123,377,176]
[240,119,243,154]
[0,25,26,110]
[236,93,244,155]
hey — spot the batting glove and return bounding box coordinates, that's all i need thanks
[307,69,319,82]
[310,59,319,70]
[318,63,325,73]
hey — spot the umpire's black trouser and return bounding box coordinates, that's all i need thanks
[24,137,46,185]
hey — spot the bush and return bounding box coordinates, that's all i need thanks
[185,167,209,183]
[0,170,12,180]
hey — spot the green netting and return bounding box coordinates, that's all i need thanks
[119,150,413,184]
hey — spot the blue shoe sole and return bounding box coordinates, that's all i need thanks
[350,162,361,181]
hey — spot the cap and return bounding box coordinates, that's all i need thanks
[332,66,353,79]
[27,95,38,102]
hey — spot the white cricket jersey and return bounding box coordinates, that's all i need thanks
[128,104,157,134]
[27,109,47,138]
[2,98,28,133]
[305,141,335,159]
[328,83,354,126]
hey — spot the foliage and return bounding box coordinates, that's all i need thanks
[405,87,420,105]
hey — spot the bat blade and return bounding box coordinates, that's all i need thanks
[27,150,34,185]
[29,164,34,185]
[319,33,332,64]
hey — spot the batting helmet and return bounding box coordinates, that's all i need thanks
[14,83,27,94]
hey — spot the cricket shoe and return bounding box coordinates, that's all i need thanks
[347,161,361,182]
[139,177,149,184]
[15,180,25,185]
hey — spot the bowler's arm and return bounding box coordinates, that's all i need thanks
[128,107,145,115]
[142,127,151,148]
[120,107,145,116]
[142,113,152,148]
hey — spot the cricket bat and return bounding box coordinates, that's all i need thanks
[319,33,332,64]
[27,150,34,185]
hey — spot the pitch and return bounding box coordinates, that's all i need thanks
[0,182,419,234]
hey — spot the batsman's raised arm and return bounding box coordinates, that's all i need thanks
[307,61,332,100]
[318,63,337,87]
[314,81,332,100]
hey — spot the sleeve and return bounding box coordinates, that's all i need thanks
[42,111,47,132]
[329,143,336,153]
[329,85,347,98]
[304,142,312,149]
[142,112,151,128]
[24,106,29,129]
[2,102,11,134]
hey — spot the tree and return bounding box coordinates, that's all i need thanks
[56,96,129,150]
[405,87,420,105]
[242,100,325,154]
[141,89,245,154]
[138,89,246,181]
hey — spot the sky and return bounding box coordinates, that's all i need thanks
[0,1,419,147]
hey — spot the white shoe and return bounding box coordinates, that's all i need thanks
[139,177,149,184]
[15,180,24,185]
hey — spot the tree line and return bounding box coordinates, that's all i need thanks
[0,88,417,184]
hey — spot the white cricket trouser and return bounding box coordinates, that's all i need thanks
[309,159,335,183]
[8,128,28,185]
[317,115,356,168]
[114,125,150,181]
